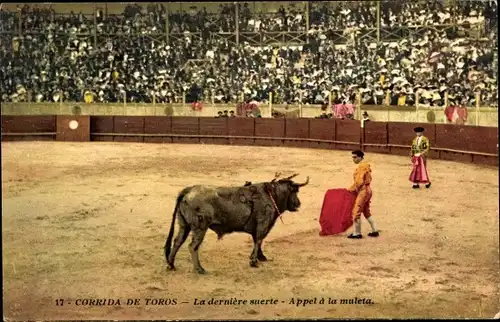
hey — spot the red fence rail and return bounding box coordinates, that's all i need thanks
[2,116,498,166]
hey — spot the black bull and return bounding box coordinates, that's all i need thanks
[164,174,309,274]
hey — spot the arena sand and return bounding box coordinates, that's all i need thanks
[2,141,499,320]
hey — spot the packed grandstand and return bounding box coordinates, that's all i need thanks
[0,1,497,109]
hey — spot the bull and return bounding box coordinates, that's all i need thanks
[164,173,309,274]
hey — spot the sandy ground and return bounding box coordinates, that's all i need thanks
[2,141,499,320]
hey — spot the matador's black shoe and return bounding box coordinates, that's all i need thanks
[412,184,420,189]
[347,233,363,239]
[368,231,380,237]
[425,182,431,189]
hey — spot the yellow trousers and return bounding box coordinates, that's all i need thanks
[352,186,373,220]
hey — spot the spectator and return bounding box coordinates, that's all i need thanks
[362,111,370,122]
[0,2,497,109]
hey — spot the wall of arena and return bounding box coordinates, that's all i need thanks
[1,103,498,127]
[2,115,498,166]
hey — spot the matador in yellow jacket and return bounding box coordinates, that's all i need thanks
[347,150,379,239]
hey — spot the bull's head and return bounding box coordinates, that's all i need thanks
[265,173,309,213]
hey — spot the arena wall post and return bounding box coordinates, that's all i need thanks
[475,92,481,126]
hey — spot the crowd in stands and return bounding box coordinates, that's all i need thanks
[0,1,497,109]
[216,110,237,118]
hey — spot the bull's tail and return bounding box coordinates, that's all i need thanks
[164,187,192,262]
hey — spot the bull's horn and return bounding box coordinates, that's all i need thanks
[296,176,309,187]
[271,172,282,182]
[285,173,299,180]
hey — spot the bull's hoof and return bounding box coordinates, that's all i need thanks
[167,263,176,271]
[258,254,268,261]
[250,260,259,268]
[195,267,207,274]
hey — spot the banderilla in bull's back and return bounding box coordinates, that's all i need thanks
[163,173,310,274]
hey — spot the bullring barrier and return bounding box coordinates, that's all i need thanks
[2,102,499,127]
[1,115,498,166]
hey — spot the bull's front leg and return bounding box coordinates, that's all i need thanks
[249,208,273,268]
[249,235,262,268]
[258,246,268,261]
[249,235,268,262]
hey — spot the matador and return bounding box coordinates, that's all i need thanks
[347,150,379,239]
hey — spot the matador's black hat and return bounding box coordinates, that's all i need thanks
[414,127,425,133]
[352,150,365,158]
